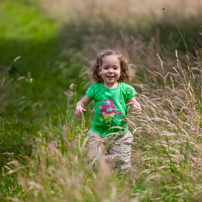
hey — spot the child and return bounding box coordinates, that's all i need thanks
[75,49,141,171]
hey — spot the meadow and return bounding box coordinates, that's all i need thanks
[0,0,202,201]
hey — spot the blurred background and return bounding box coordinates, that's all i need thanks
[1,0,201,114]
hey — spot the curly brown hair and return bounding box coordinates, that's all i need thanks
[91,49,131,83]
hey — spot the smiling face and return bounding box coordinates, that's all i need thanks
[100,55,121,88]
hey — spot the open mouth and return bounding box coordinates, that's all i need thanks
[107,76,114,79]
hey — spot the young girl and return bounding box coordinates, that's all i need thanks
[75,49,141,171]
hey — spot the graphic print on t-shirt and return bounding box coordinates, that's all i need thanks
[98,99,122,126]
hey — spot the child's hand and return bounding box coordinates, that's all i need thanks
[75,106,87,118]
[133,103,141,114]
[129,96,141,114]
[75,95,91,118]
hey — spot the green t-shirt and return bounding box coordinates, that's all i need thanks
[86,82,136,138]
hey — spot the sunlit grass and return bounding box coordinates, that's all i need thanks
[0,0,56,40]
[41,0,202,24]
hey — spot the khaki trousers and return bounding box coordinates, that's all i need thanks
[87,130,133,171]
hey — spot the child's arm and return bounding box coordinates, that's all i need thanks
[75,95,92,118]
[128,96,141,114]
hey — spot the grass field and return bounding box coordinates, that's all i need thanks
[0,0,202,201]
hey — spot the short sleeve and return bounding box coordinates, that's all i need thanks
[126,85,136,100]
[86,85,95,100]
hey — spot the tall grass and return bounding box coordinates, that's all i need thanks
[1,0,202,201]
[128,50,202,200]
[0,56,25,113]
[3,49,202,201]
